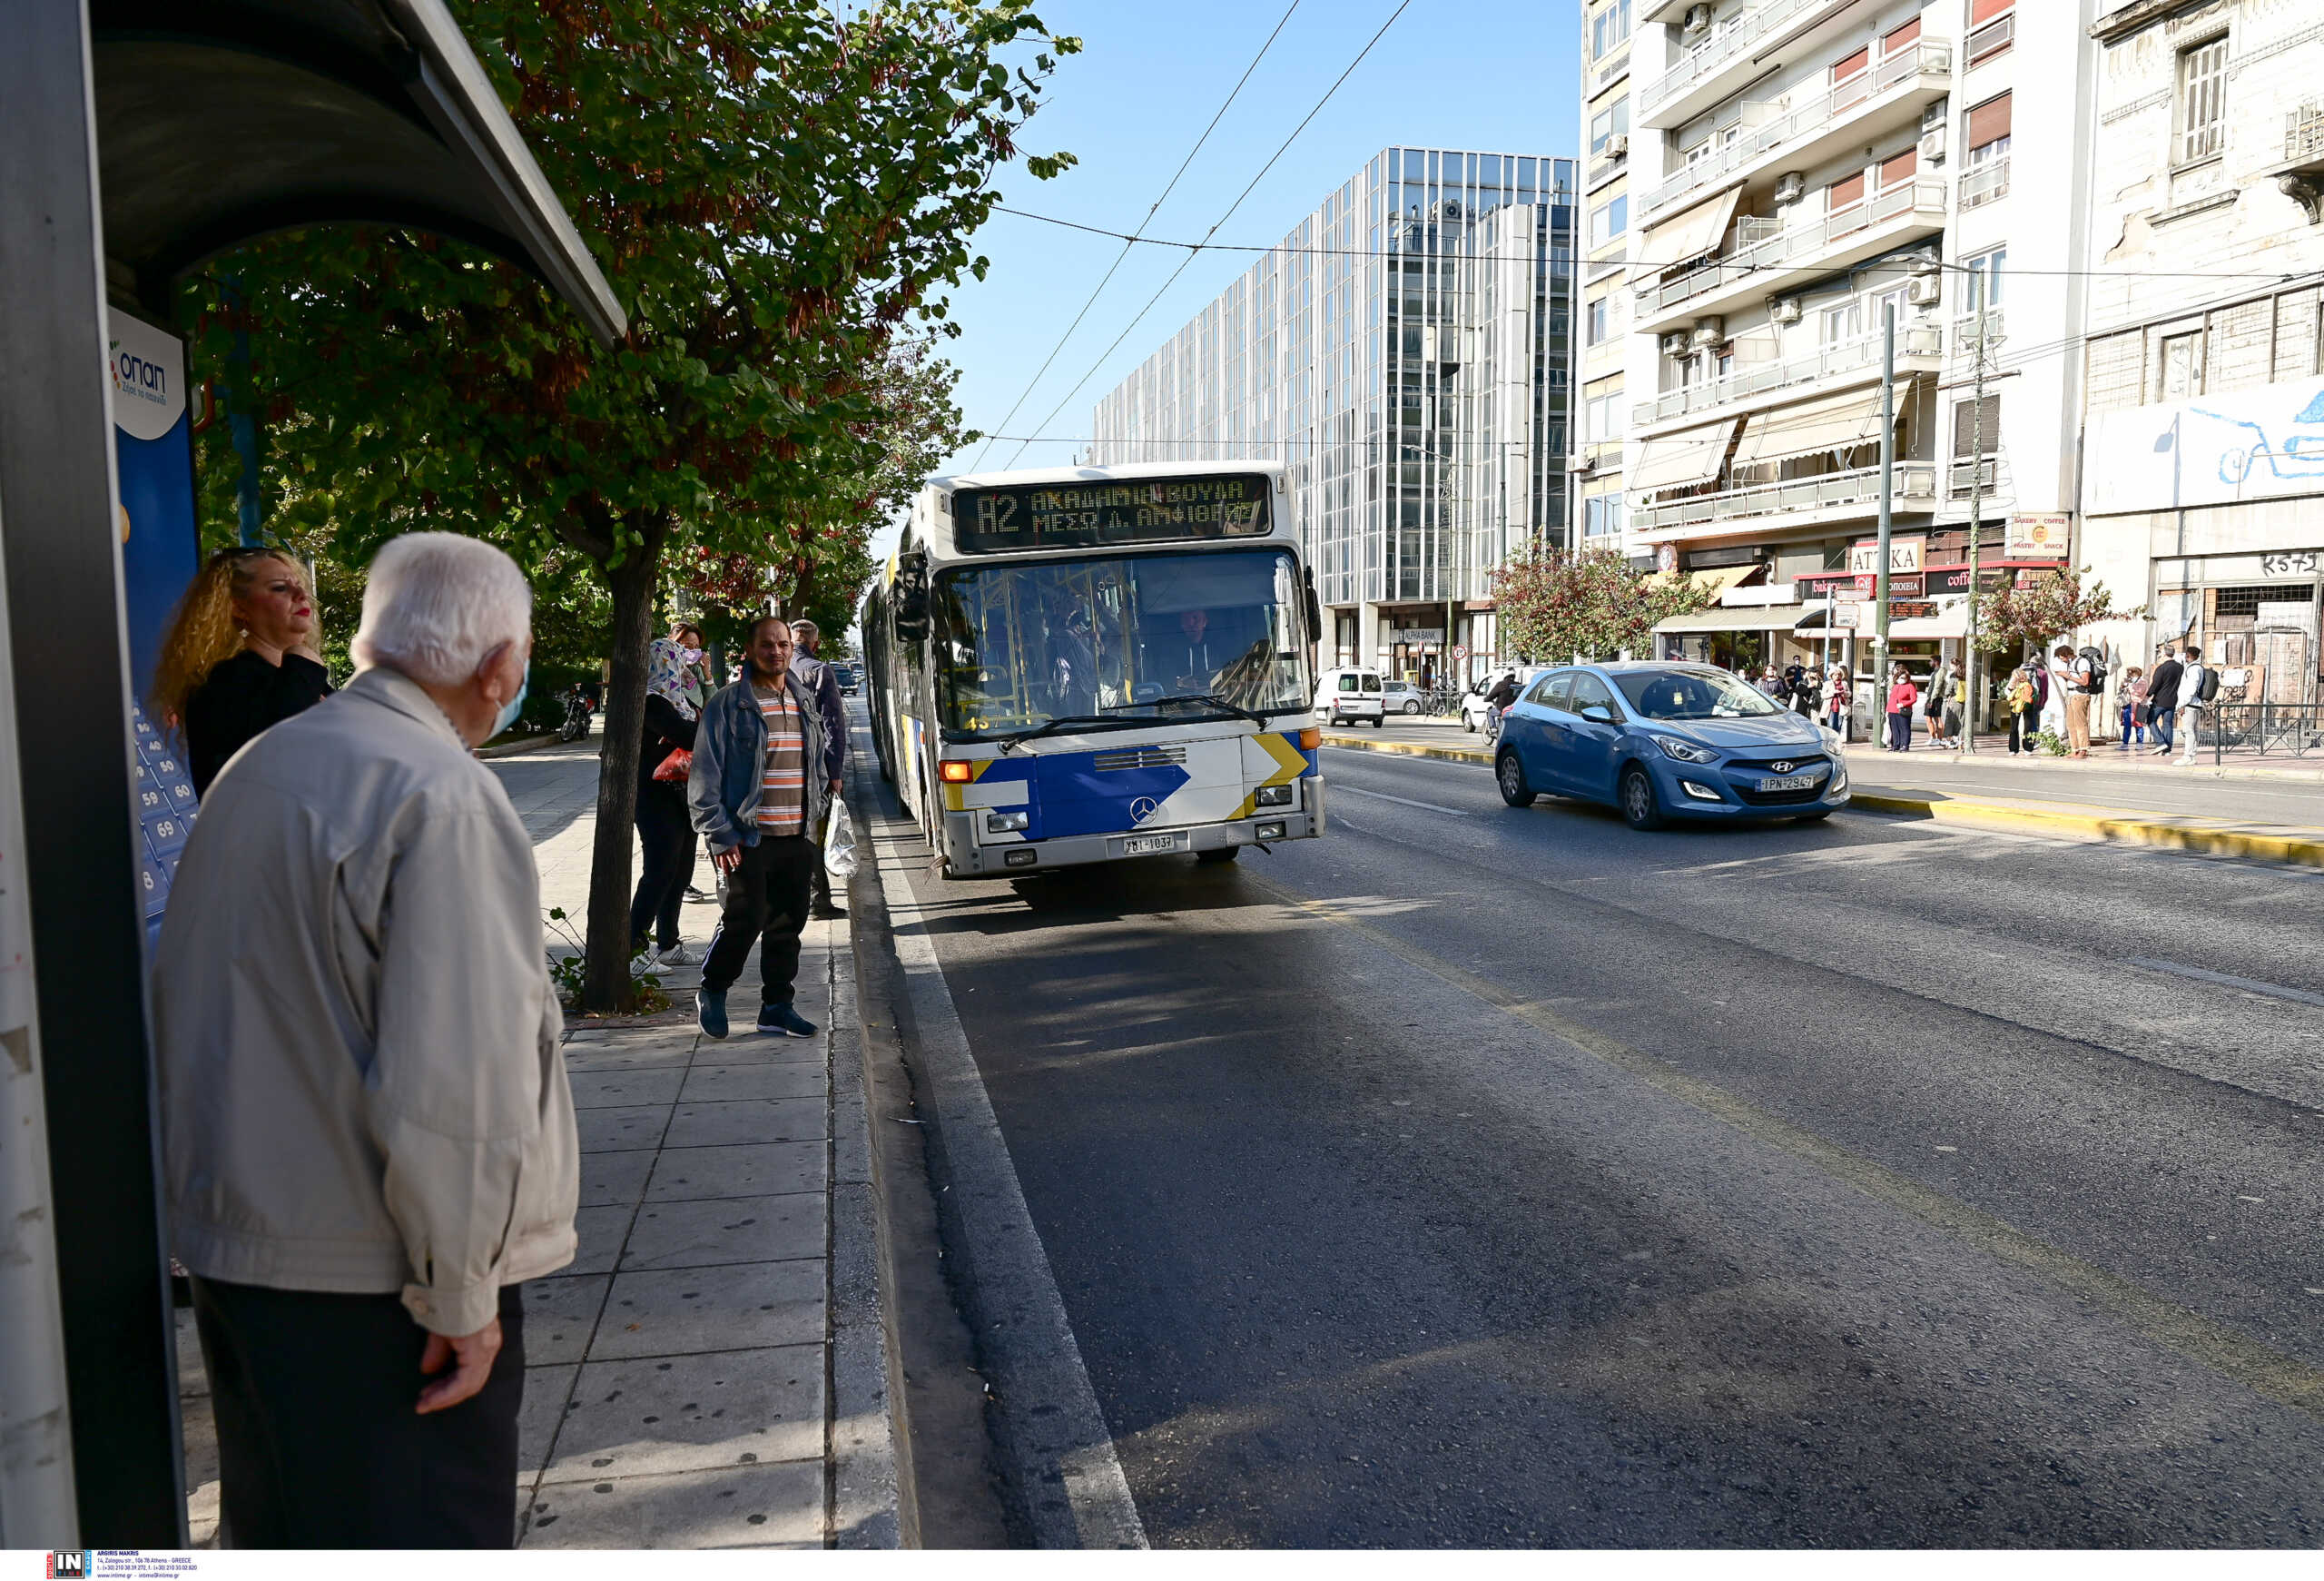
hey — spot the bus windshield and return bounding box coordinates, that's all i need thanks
[934,548,1311,736]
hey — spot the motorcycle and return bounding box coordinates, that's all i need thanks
[557,687,596,742]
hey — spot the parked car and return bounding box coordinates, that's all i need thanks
[830,660,861,695]
[1382,679,1427,716]
[1492,662,1849,830]
[1313,667,1385,727]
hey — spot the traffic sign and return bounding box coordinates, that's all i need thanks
[1452,645,1468,659]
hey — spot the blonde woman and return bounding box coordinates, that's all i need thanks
[150,546,331,795]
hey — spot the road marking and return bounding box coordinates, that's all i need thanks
[1322,744,1492,771]
[2127,957,2324,1010]
[862,820,1147,1549]
[1246,872,2324,1427]
[1334,786,1472,816]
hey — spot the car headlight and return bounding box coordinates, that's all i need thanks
[1254,783,1295,807]
[1817,725,1846,756]
[985,810,1029,833]
[1653,735,1718,765]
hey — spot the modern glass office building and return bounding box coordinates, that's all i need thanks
[1088,148,1575,678]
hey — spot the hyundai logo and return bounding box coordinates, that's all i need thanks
[1129,796,1159,824]
[1769,760,1795,775]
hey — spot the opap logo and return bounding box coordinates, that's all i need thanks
[111,339,170,409]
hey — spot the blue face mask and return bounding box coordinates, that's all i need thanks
[493,659,530,738]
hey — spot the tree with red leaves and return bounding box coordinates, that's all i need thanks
[1489,543,1716,664]
[187,0,1076,1010]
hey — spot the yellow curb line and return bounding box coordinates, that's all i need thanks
[1319,731,2324,871]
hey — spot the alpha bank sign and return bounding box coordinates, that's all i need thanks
[2084,373,2324,514]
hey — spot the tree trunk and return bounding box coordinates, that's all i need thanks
[583,539,661,1013]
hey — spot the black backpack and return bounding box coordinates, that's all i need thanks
[2198,667,2222,703]
[2078,646,2108,693]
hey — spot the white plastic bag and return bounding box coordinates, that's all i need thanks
[822,798,859,881]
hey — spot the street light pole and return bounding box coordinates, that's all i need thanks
[1963,294,1990,755]
[1874,301,1896,720]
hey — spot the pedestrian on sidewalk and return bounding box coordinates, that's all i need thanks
[1885,664,1917,752]
[630,636,704,966]
[1936,665,1965,750]
[2006,663,2040,755]
[154,533,576,1548]
[2118,666,2148,750]
[672,623,717,903]
[151,546,334,796]
[2173,644,2211,766]
[1824,661,1851,742]
[2145,644,2183,756]
[689,616,834,1040]
[790,618,849,921]
[2037,647,2065,741]
[2057,644,2094,758]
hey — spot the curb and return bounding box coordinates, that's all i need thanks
[1319,730,2324,871]
[478,731,573,760]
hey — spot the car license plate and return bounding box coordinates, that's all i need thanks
[1759,774,1816,792]
[1123,833,1177,855]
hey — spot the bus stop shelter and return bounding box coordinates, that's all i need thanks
[0,0,621,1545]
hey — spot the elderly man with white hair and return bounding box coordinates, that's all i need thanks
[154,531,576,1548]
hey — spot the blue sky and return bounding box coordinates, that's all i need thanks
[904,0,1579,514]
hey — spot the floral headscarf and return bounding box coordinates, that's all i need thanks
[647,637,702,721]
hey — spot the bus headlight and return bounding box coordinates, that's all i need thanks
[985,810,1029,833]
[1255,822,1288,841]
[1253,784,1294,808]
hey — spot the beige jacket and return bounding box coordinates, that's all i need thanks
[155,666,577,1336]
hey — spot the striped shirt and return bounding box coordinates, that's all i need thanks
[754,684,806,835]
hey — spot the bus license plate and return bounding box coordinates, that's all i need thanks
[1759,774,1816,792]
[1123,833,1178,855]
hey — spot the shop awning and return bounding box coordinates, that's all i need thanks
[1632,187,1744,275]
[1731,386,1887,467]
[1628,418,1738,495]
[1888,598,1973,639]
[1654,604,1807,635]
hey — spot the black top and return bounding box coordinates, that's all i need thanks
[183,649,334,796]
[637,694,700,793]
[2145,657,2183,713]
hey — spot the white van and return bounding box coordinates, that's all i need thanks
[1313,667,1385,727]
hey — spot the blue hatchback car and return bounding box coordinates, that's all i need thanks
[1492,662,1850,829]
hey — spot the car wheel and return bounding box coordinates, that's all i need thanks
[1464,716,1477,734]
[1403,700,1420,714]
[1620,766,1665,832]
[1196,846,1240,864]
[1496,749,1536,808]
[1793,809,1833,823]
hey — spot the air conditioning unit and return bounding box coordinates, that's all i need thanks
[1919,128,1946,165]
[1907,274,1943,307]
[1690,315,1726,349]
[1659,331,1692,357]
[1768,295,1803,326]
[1605,134,1630,159]
[1684,3,1714,32]
[1772,171,1807,205]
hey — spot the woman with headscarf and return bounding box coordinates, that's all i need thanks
[629,636,704,966]
[151,546,334,796]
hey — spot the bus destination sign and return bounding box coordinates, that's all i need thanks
[952,473,1272,553]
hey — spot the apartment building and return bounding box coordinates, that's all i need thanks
[2076,0,2324,707]
[1088,149,1576,682]
[1577,0,2089,690]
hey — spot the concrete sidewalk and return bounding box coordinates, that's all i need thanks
[177,741,895,1547]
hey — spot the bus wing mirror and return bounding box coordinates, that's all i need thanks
[891,560,931,641]
[1303,567,1323,643]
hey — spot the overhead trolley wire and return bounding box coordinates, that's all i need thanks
[998,0,1416,469]
[966,0,1305,471]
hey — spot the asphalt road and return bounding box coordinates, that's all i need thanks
[867,735,2324,1546]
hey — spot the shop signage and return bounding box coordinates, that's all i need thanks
[1847,536,1925,576]
[1886,574,1925,598]
[1831,602,1864,628]
[1888,600,1937,620]
[2083,372,2324,513]
[2261,550,2319,576]
[1387,627,1443,645]
[1927,566,2010,594]
[1853,573,1876,598]
[2007,512,2070,558]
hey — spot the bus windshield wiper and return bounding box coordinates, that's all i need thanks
[1103,692,1269,727]
[994,714,1118,754]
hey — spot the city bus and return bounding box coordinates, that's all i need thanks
[861,461,1325,877]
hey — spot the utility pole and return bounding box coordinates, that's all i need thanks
[1874,301,1896,708]
[1963,293,1992,755]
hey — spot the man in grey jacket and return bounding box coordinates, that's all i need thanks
[689,615,832,1040]
[155,533,576,1547]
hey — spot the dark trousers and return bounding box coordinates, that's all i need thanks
[1886,710,1912,751]
[629,780,697,951]
[702,833,817,1005]
[2009,710,2038,753]
[191,1279,525,1548]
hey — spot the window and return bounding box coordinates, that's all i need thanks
[1877,148,1917,189]
[1958,248,2005,316]
[1831,47,1868,86]
[1589,194,1628,246]
[1587,294,1612,345]
[1590,97,1630,156]
[1882,17,1921,54]
[1953,393,2000,457]
[1570,672,1620,716]
[1529,672,1574,707]
[1583,495,1620,538]
[1590,0,1633,61]
[1820,301,1863,346]
[2161,331,2202,399]
[1827,173,1866,213]
[1582,387,1621,439]
[2177,37,2228,163]
[1967,0,2014,64]
[1966,91,2012,161]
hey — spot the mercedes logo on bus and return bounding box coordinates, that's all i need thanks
[1129,796,1160,825]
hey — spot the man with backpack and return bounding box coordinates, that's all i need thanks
[2056,643,2100,758]
[2143,643,2183,756]
[2173,643,2213,766]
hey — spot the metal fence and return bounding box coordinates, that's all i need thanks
[2199,701,2324,759]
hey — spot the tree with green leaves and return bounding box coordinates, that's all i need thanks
[184,0,1077,1010]
[1975,567,2144,664]
[1489,543,1716,664]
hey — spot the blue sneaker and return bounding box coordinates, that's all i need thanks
[697,987,729,1040]
[756,1002,817,1038]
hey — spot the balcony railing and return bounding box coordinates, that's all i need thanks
[1965,11,2014,67]
[1631,325,1944,428]
[1637,178,1950,319]
[1947,455,2011,500]
[1959,155,2011,209]
[1639,0,1844,118]
[1631,461,1939,534]
[2288,104,2324,163]
[1642,43,1953,219]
